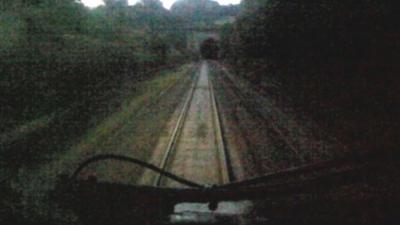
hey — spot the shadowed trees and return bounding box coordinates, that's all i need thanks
[0,0,187,132]
[171,0,240,29]
[220,0,400,153]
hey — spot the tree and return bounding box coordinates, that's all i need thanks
[171,0,220,27]
[141,0,163,9]
[104,0,128,7]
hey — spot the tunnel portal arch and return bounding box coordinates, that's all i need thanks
[186,30,220,58]
[200,38,219,59]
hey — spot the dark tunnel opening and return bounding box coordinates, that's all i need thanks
[200,38,219,59]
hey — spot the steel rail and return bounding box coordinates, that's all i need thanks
[211,66,266,173]
[155,61,234,186]
[208,69,234,183]
[219,65,300,156]
[154,71,199,186]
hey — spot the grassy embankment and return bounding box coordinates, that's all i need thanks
[209,62,335,175]
[2,64,194,224]
[219,1,399,155]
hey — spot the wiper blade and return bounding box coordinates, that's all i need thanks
[70,150,398,191]
[52,151,398,225]
[70,154,206,189]
[216,150,399,190]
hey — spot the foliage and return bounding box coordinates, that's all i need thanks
[171,0,240,29]
[220,0,400,151]
[0,3,193,222]
[0,0,187,133]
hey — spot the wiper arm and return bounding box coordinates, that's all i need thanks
[52,150,397,224]
[70,154,206,189]
[71,150,398,191]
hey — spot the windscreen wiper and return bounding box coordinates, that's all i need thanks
[52,151,398,225]
[57,151,397,199]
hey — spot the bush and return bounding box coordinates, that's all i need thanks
[221,1,400,152]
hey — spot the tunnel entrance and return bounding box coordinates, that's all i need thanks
[200,38,219,59]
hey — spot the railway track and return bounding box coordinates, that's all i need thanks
[211,63,305,168]
[154,61,233,187]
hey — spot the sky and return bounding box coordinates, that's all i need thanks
[81,0,240,10]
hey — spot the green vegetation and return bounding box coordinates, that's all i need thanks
[220,1,399,153]
[3,64,194,225]
[171,0,239,29]
[0,0,191,170]
[67,65,193,182]
[196,122,208,138]
[0,0,242,222]
[4,0,398,223]
[0,1,199,223]
[0,0,188,132]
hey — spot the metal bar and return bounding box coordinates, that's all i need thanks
[208,66,233,183]
[154,70,199,186]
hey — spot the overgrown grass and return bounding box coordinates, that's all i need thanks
[220,1,399,155]
[3,64,194,225]
[0,113,55,145]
